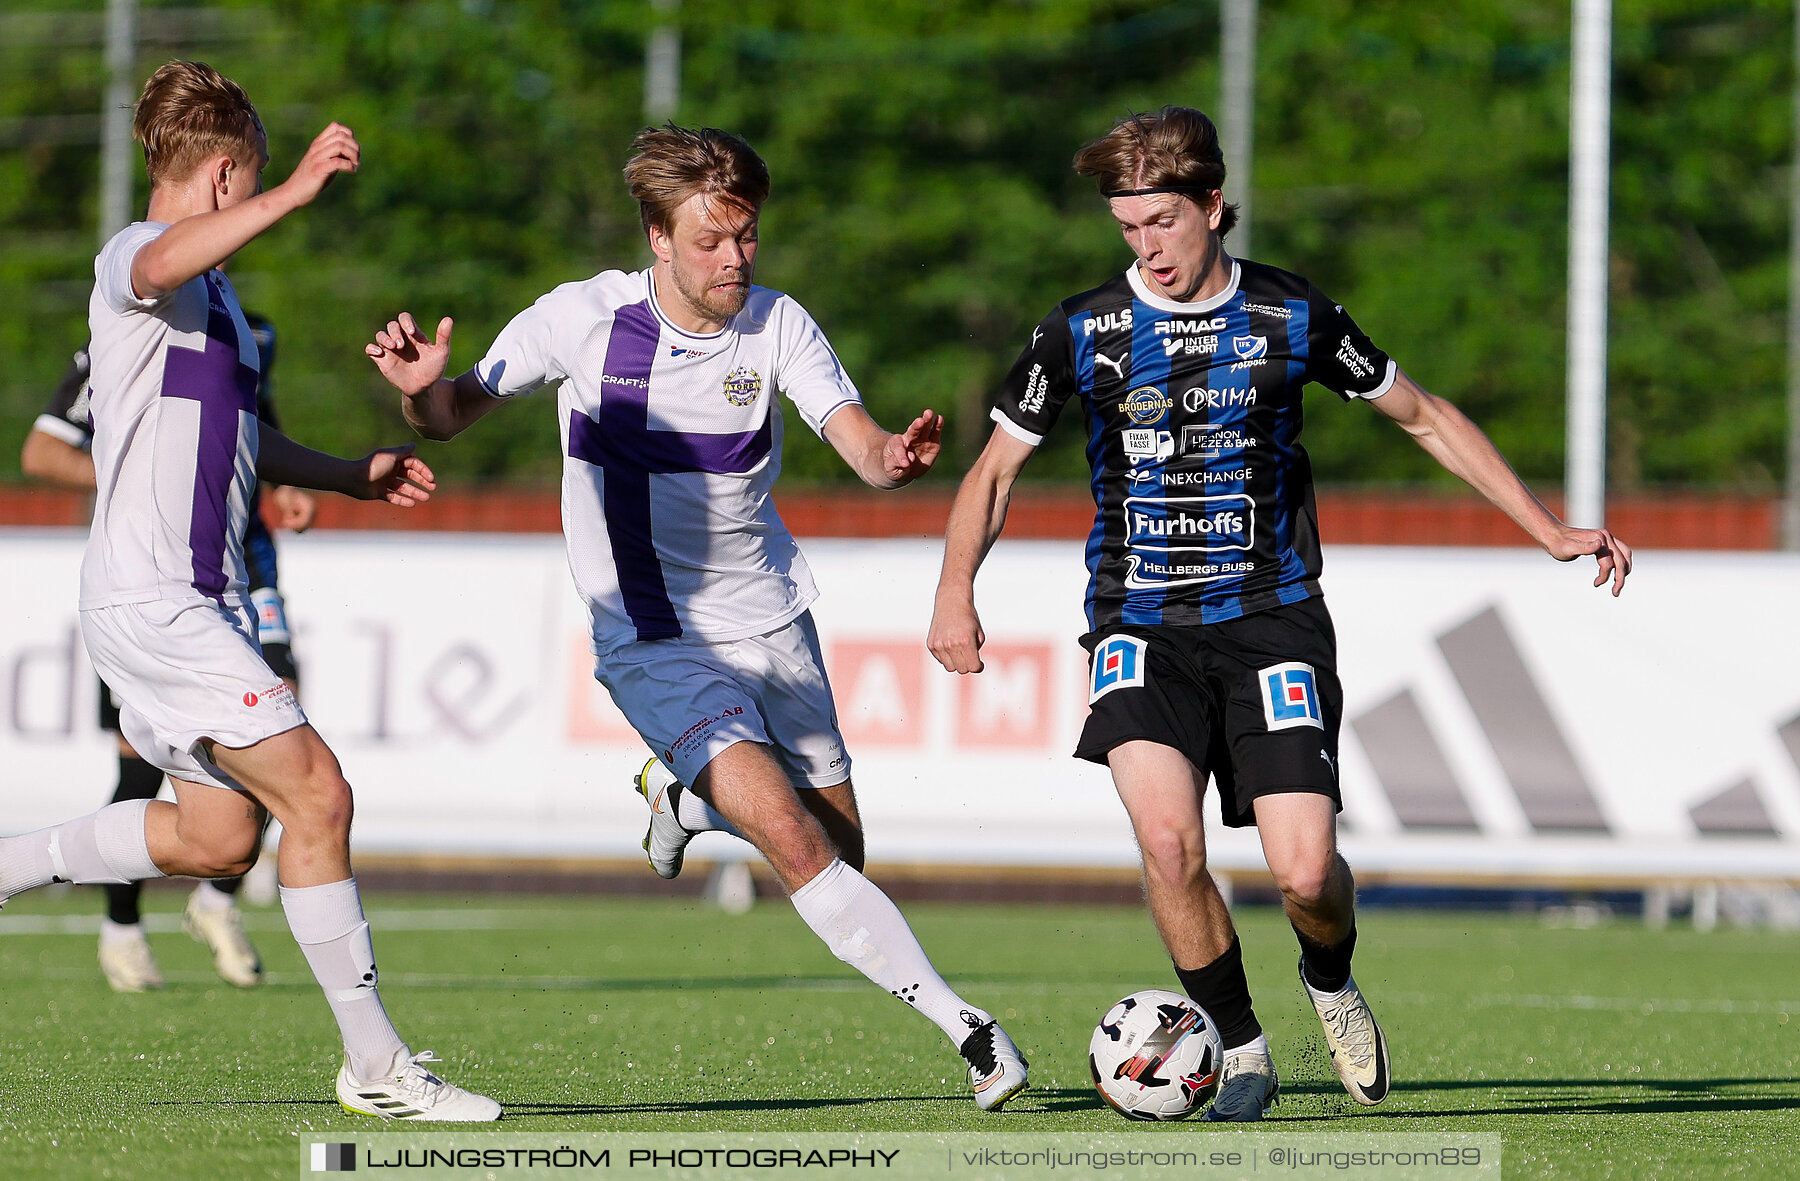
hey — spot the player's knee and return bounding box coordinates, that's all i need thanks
[289,769,354,841]
[1272,855,1334,909]
[1137,823,1207,884]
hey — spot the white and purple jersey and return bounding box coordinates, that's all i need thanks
[476,268,861,655]
[80,222,261,611]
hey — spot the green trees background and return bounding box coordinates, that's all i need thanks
[1,0,1791,490]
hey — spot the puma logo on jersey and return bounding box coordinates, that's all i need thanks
[1094,351,1128,381]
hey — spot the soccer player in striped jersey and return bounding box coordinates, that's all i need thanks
[365,123,1028,1112]
[930,106,1631,1120]
[0,61,498,1121]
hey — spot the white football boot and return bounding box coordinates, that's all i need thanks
[183,888,264,988]
[1202,1049,1280,1121]
[98,925,165,992]
[958,1016,1029,1111]
[336,1051,502,1122]
[634,757,696,880]
[1301,963,1391,1105]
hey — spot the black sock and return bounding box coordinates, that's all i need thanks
[1173,936,1262,1050]
[1295,922,1357,993]
[104,755,164,925]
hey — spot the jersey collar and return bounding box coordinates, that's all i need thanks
[1125,258,1241,315]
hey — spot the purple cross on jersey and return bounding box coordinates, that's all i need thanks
[566,301,773,641]
[160,273,257,600]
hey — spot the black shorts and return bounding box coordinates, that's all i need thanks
[95,641,298,733]
[1074,596,1343,829]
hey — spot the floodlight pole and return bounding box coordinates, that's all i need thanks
[1784,0,1800,550]
[645,0,681,122]
[1565,0,1612,529]
[98,0,136,244]
[1219,0,1257,258]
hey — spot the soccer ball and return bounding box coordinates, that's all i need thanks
[1088,989,1222,1120]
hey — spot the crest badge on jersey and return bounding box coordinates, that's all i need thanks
[1233,335,1268,361]
[1120,386,1174,426]
[1259,662,1323,731]
[1091,635,1149,702]
[722,366,762,406]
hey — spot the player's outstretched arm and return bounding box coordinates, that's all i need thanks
[1371,370,1633,595]
[928,426,1037,674]
[821,406,943,490]
[132,124,359,300]
[20,429,97,491]
[256,422,436,506]
[365,312,500,441]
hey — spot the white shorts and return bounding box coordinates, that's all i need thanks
[596,611,851,789]
[80,598,308,793]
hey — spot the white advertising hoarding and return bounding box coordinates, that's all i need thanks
[2,530,1796,882]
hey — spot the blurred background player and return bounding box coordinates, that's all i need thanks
[929,106,1631,1121]
[0,60,498,1119]
[366,123,1028,1113]
[23,324,314,993]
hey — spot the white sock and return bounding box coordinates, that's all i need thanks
[674,782,744,839]
[100,918,145,946]
[280,878,409,1081]
[1225,1033,1271,1058]
[0,800,165,898]
[789,859,991,1049]
[191,881,236,912]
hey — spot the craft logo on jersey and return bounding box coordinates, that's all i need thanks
[1090,634,1148,702]
[1259,662,1323,731]
[1232,334,1268,361]
[1125,494,1253,553]
[721,366,762,406]
[1121,385,1174,426]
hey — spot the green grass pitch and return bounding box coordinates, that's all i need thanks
[2,887,1796,1179]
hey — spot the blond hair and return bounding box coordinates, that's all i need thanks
[1072,106,1240,237]
[133,60,264,187]
[623,124,770,236]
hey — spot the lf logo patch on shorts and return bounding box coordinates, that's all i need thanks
[1259,662,1322,730]
[1090,635,1149,702]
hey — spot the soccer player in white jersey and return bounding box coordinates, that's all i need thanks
[0,61,499,1121]
[365,123,1029,1111]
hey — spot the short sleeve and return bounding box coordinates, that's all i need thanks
[1305,286,1396,400]
[990,310,1078,446]
[34,349,94,448]
[94,223,172,316]
[772,297,861,436]
[474,289,577,400]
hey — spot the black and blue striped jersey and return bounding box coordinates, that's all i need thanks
[992,259,1396,629]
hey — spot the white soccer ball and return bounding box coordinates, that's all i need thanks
[1088,989,1223,1120]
